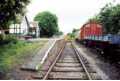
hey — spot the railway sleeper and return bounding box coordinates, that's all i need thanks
[55,63,81,67]
[57,59,79,63]
[49,72,101,80]
[52,67,84,72]
[33,72,101,80]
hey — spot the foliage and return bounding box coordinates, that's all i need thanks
[0,34,5,44]
[85,14,100,24]
[109,4,120,34]
[34,11,59,37]
[72,28,77,33]
[0,35,19,45]
[0,41,47,75]
[72,28,80,33]
[56,31,63,36]
[0,0,30,30]
[98,3,113,34]
[85,2,120,34]
[5,36,19,44]
[70,33,74,38]
[68,28,80,39]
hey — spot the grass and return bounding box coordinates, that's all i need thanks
[0,41,48,74]
[35,62,42,72]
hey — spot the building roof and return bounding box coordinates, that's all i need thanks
[29,21,39,27]
[15,14,30,27]
[16,14,24,22]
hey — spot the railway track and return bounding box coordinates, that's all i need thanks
[33,41,101,80]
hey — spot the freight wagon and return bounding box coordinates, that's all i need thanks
[81,22,102,40]
[76,22,120,61]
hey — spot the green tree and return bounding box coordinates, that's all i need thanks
[85,2,120,34]
[72,28,80,33]
[34,11,59,37]
[72,28,77,33]
[0,0,30,30]
[70,33,74,38]
[86,14,100,24]
[56,31,63,36]
[98,3,113,34]
[109,4,120,34]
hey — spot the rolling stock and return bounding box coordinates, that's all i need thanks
[75,22,120,61]
[81,22,102,39]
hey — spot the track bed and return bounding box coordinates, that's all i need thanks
[33,41,101,80]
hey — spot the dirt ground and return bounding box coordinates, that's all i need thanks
[75,42,120,80]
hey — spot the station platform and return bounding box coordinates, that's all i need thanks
[21,39,56,71]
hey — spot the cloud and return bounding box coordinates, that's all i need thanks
[26,0,119,34]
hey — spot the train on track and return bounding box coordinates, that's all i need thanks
[74,22,120,60]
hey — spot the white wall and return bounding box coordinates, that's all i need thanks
[21,16,29,34]
[10,24,20,33]
[9,16,29,35]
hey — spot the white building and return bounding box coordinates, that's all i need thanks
[9,14,29,36]
[29,21,40,38]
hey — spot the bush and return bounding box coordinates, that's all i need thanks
[0,35,19,45]
[5,36,19,44]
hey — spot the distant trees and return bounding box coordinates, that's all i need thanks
[86,2,120,34]
[56,31,63,37]
[34,11,59,37]
[67,28,80,39]
[0,0,30,30]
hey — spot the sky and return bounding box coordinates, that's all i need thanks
[26,0,119,34]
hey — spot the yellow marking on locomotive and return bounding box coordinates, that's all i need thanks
[66,35,70,40]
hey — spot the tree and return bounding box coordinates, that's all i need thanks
[56,31,63,36]
[72,28,80,33]
[85,14,100,24]
[34,11,59,37]
[72,28,77,33]
[70,33,74,38]
[109,4,120,34]
[98,3,113,34]
[0,0,30,30]
[85,2,120,34]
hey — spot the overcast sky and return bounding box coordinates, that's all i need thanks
[26,0,119,34]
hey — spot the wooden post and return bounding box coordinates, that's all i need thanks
[16,25,18,37]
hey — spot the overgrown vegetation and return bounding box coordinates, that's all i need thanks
[0,38,47,75]
[0,35,19,45]
[85,2,120,34]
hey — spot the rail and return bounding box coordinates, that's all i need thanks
[71,41,92,80]
[42,41,92,80]
[43,42,66,80]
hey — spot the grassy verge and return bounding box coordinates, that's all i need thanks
[0,41,48,74]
